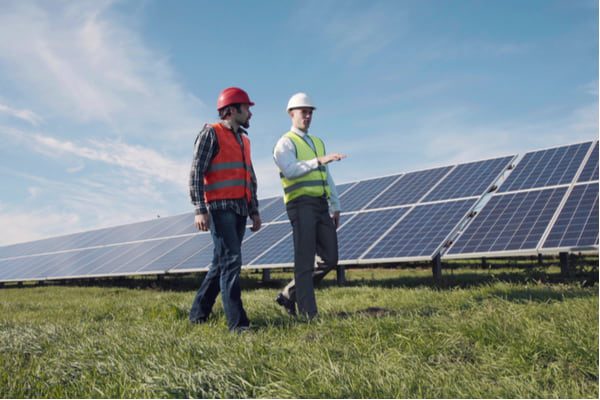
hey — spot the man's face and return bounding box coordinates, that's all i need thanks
[233,103,252,129]
[289,107,313,131]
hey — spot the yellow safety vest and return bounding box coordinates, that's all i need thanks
[280,131,331,203]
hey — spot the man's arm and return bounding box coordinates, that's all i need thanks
[189,125,217,230]
[273,136,320,179]
[248,164,261,232]
[326,169,342,228]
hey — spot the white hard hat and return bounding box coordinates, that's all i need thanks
[286,92,316,112]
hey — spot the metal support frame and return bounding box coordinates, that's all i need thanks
[261,269,271,283]
[481,257,489,268]
[432,254,442,283]
[559,252,571,277]
[336,265,346,285]
[537,253,544,266]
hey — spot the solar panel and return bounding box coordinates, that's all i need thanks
[168,224,283,273]
[55,227,116,252]
[59,246,128,279]
[337,208,409,262]
[251,214,358,267]
[23,250,85,281]
[150,234,212,272]
[139,213,193,239]
[242,222,292,265]
[0,255,35,281]
[423,156,515,202]
[0,256,45,282]
[167,239,215,273]
[339,174,401,212]
[0,140,597,284]
[95,237,191,276]
[445,187,567,257]
[541,183,599,250]
[250,234,293,266]
[578,142,599,182]
[498,142,592,193]
[259,198,287,222]
[363,199,476,260]
[336,182,357,197]
[367,167,452,209]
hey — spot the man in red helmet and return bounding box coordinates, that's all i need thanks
[188,87,261,332]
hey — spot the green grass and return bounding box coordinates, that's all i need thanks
[0,268,597,398]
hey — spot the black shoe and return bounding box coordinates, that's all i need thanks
[232,325,253,334]
[275,293,296,316]
[189,316,208,325]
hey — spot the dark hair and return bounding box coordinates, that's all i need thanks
[218,103,242,119]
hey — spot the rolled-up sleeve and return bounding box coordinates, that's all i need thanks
[189,125,217,215]
[249,163,259,216]
[327,168,340,213]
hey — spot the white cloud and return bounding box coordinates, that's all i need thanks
[27,187,41,199]
[330,96,599,185]
[0,0,205,140]
[0,204,81,246]
[66,161,85,174]
[30,133,188,189]
[0,103,43,126]
[0,168,186,246]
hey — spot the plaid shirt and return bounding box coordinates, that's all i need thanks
[189,121,259,217]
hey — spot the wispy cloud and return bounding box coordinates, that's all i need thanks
[331,96,598,185]
[0,167,185,246]
[30,133,188,189]
[0,102,43,126]
[0,202,82,245]
[418,38,530,62]
[0,0,205,141]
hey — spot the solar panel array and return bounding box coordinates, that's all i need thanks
[0,140,597,283]
[445,140,599,259]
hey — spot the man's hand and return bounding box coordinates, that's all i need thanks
[195,213,210,232]
[332,211,341,229]
[318,153,347,165]
[250,214,262,232]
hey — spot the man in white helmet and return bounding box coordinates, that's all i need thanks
[273,92,346,319]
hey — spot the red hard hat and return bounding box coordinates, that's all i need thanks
[217,87,255,110]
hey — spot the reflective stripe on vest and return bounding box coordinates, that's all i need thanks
[204,123,253,203]
[279,131,331,203]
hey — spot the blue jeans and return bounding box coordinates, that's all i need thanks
[189,209,249,331]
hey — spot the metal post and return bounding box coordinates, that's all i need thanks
[559,252,571,277]
[261,269,271,283]
[537,253,544,266]
[481,257,488,269]
[432,254,442,283]
[336,265,346,285]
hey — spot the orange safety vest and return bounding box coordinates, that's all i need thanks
[204,123,253,203]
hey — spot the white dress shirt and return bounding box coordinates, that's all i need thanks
[273,126,340,212]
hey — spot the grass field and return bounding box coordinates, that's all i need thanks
[0,267,598,398]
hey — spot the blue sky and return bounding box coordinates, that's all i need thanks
[0,0,597,245]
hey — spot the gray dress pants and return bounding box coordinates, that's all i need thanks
[282,195,338,318]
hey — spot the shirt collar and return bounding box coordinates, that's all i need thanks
[291,126,308,137]
[220,120,247,135]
